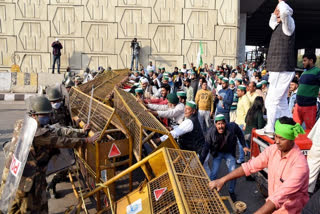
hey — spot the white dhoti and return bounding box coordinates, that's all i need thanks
[264,71,295,132]
[307,119,320,193]
[307,144,320,193]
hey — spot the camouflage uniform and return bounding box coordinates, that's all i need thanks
[47,104,74,197]
[51,104,72,126]
[8,126,86,214]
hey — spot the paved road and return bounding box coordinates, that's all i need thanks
[0,101,265,213]
[0,101,26,179]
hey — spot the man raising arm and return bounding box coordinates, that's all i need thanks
[209,116,309,214]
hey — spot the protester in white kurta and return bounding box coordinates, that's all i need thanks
[148,102,185,125]
[140,77,159,99]
[147,93,184,125]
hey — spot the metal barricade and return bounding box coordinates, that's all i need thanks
[72,148,232,214]
[68,87,133,211]
[77,69,130,104]
[77,72,118,95]
[113,88,179,162]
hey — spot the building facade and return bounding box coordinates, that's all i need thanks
[0,0,240,73]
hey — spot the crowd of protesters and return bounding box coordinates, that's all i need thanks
[125,51,320,213]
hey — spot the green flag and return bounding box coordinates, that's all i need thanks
[197,41,203,68]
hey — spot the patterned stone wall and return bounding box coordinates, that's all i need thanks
[0,0,239,73]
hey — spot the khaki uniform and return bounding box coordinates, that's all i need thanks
[0,123,85,214]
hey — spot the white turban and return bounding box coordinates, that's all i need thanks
[140,78,149,84]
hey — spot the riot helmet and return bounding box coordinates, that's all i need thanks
[46,87,62,102]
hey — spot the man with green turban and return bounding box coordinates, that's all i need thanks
[155,101,204,155]
[209,116,309,214]
[147,93,185,125]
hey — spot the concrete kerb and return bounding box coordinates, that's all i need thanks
[0,72,64,99]
[0,93,36,101]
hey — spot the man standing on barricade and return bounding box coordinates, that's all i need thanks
[260,0,296,136]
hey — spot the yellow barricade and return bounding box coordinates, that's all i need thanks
[113,88,179,162]
[69,87,133,211]
[78,69,130,104]
[71,148,232,214]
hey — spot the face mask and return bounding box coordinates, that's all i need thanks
[52,102,62,109]
[38,116,51,126]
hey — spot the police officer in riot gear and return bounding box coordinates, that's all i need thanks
[64,78,75,92]
[1,96,99,213]
[46,87,72,126]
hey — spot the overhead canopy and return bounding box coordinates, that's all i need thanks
[240,0,265,14]
[245,0,320,49]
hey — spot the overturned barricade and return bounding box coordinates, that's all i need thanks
[71,148,233,214]
[113,88,179,162]
[68,87,133,211]
[78,69,130,104]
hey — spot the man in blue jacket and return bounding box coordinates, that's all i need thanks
[200,114,249,201]
[215,78,233,123]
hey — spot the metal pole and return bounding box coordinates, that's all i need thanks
[87,85,94,125]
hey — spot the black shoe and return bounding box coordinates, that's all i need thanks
[229,192,237,202]
[308,192,314,198]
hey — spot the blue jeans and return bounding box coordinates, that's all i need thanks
[237,124,247,162]
[203,153,213,177]
[52,55,61,74]
[210,152,236,193]
[130,54,139,71]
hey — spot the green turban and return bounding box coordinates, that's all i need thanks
[167,93,179,104]
[215,114,225,122]
[135,88,143,93]
[275,120,305,140]
[186,101,197,109]
[177,91,186,97]
[238,85,246,91]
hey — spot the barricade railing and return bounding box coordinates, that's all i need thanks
[113,88,179,163]
[77,69,130,104]
[70,148,232,214]
[69,87,133,212]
